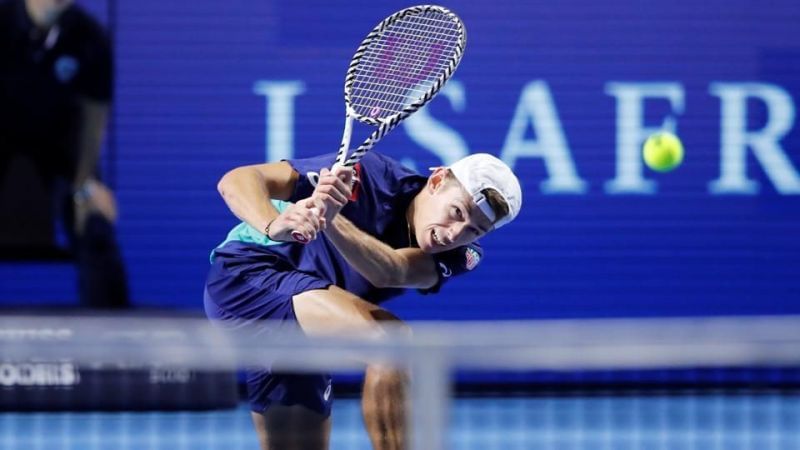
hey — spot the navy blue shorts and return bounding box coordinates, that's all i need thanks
[203,242,334,417]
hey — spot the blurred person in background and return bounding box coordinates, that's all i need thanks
[0,0,128,308]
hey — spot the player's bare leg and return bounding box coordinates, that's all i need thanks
[362,363,408,450]
[251,405,331,450]
[293,285,410,450]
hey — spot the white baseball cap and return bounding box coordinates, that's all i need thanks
[447,153,522,229]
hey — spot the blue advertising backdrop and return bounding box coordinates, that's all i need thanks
[1,0,798,319]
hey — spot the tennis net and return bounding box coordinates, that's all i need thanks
[1,315,799,449]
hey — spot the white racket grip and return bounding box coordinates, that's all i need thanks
[336,114,354,166]
[290,206,321,244]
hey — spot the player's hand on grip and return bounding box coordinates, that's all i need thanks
[291,166,353,243]
[270,197,325,243]
[312,166,353,222]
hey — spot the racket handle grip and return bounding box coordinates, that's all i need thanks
[291,207,320,244]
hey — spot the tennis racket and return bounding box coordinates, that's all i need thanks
[292,4,467,243]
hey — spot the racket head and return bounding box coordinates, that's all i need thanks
[344,5,466,126]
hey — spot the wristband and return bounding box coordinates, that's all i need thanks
[264,219,277,240]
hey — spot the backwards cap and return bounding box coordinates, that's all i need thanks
[447,153,522,229]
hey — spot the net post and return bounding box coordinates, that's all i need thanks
[409,347,451,450]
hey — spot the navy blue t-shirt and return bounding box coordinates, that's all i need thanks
[215,151,483,304]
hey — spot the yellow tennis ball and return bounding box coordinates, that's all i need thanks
[643,132,684,172]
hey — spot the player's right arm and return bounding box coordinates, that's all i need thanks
[309,168,439,289]
[217,161,323,242]
[326,214,439,289]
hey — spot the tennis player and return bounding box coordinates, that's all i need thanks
[204,151,521,450]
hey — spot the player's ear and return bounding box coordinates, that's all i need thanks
[428,167,447,193]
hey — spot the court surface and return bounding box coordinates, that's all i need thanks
[3,394,799,449]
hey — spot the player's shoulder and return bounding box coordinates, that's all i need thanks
[357,151,428,196]
[419,242,484,295]
[359,151,422,179]
[450,241,484,270]
[360,150,400,167]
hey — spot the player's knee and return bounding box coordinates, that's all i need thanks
[365,364,407,391]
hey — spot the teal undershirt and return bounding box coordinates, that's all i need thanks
[210,199,290,261]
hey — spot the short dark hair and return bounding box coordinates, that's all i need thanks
[481,188,509,223]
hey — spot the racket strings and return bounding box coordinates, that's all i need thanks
[356,41,456,83]
[382,20,462,41]
[350,79,433,108]
[351,11,462,120]
[363,13,458,105]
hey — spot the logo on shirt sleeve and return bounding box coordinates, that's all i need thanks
[306,171,320,187]
[438,262,452,278]
[465,247,481,271]
[323,381,332,401]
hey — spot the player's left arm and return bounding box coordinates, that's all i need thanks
[325,214,438,289]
